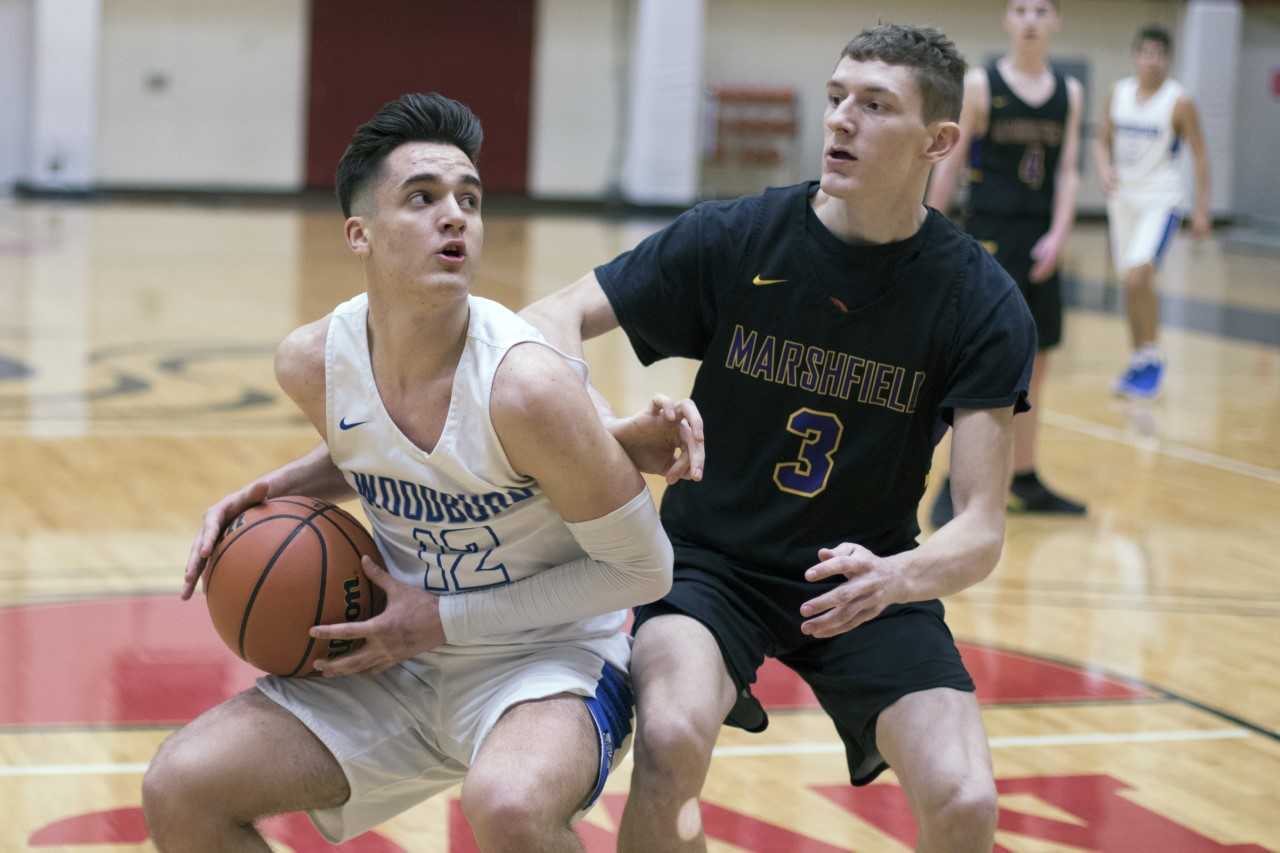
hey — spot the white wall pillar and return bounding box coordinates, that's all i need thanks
[27,0,101,190]
[621,0,705,205]
[1178,0,1242,216]
[0,0,34,191]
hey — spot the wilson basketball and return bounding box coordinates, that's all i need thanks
[202,496,380,677]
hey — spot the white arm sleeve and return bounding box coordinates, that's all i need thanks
[438,488,674,643]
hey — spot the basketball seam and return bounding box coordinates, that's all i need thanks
[286,516,329,678]
[237,506,329,666]
[206,513,316,596]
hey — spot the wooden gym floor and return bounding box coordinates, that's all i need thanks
[0,198,1276,852]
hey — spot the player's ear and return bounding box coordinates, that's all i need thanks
[345,216,371,256]
[923,120,961,164]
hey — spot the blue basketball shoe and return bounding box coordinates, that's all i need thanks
[1114,358,1164,399]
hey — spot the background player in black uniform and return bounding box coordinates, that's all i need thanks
[524,24,1036,853]
[928,0,1087,524]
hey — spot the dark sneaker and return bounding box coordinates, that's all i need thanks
[929,476,955,528]
[1008,471,1087,515]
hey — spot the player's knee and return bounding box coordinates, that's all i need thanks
[143,733,219,838]
[1124,264,1155,288]
[925,775,998,846]
[461,774,564,848]
[633,711,716,783]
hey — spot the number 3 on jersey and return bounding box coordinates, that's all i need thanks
[773,408,844,497]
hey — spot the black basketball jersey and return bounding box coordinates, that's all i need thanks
[596,182,1036,582]
[967,62,1068,218]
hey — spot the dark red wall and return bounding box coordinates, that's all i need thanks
[306,1,535,193]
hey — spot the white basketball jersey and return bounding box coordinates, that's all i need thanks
[324,292,627,656]
[1110,76,1185,202]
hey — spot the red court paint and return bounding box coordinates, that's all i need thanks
[0,596,1150,728]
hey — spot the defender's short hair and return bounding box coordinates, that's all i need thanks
[840,24,967,123]
[1134,25,1173,54]
[335,93,483,217]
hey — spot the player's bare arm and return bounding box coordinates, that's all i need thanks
[926,67,988,213]
[181,315,355,600]
[1093,86,1117,195]
[799,406,1014,638]
[520,271,619,358]
[1030,75,1082,282]
[522,274,705,482]
[1174,95,1212,237]
[493,342,650,520]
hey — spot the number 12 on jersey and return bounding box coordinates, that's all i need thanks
[412,526,510,592]
[773,408,844,497]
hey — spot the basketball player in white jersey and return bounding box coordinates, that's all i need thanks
[1095,25,1211,399]
[143,94,692,853]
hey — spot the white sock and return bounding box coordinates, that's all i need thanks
[1132,345,1162,367]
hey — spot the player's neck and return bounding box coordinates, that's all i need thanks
[1004,48,1049,77]
[1137,74,1167,96]
[365,287,469,388]
[810,189,927,246]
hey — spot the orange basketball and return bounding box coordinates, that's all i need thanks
[202,496,380,677]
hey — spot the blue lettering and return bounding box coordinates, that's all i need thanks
[352,472,378,505]
[483,492,510,516]
[439,493,468,524]
[377,477,402,517]
[399,480,423,520]
[420,485,445,523]
[463,495,490,522]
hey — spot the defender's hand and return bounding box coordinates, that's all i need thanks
[799,543,904,638]
[609,394,705,485]
[309,556,446,676]
[181,480,270,600]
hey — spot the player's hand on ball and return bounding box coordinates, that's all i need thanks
[799,543,903,638]
[610,393,705,485]
[309,556,445,676]
[181,479,270,600]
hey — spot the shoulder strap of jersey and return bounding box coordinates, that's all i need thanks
[986,61,1010,99]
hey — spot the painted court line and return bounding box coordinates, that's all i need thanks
[710,727,1249,759]
[1043,410,1280,485]
[0,729,1251,777]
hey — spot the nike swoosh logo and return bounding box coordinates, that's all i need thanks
[339,417,368,431]
[752,275,787,286]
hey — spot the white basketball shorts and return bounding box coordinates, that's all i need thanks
[1107,194,1182,275]
[256,635,633,843]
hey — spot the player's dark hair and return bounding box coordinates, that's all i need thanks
[1134,25,1173,54]
[335,92,483,217]
[840,24,967,123]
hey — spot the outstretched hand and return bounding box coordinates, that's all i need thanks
[310,556,446,677]
[799,543,904,638]
[610,393,705,485]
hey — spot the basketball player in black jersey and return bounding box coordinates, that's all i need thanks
[524,24,1035,853]
[928,0,1087,524]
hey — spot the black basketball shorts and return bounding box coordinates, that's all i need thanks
[966,212,1062,350]
[632,543,975,786]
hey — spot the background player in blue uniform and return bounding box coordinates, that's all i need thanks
[928,0,1087,523]
[525,24,1036,853]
